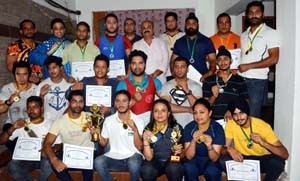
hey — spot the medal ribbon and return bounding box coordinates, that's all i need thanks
[79,44,87,60]
[240,120,253,147]
[186,36,198,61]
[246,24,264,54]
[216,73,233,89]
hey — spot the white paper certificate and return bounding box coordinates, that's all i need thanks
[226,159,260,181]
[229,49,241,69]
[12,137,42,161]
[86,85,112,107]
[108,59,126,78]
[187,65,202,86]
[63,144,94,170]
[72,61,95,80]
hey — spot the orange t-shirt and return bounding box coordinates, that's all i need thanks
[210,32,241,50]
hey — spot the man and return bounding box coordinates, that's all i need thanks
[160,56,202,127]
[159,12,185,81]
[203,46,248,121]
[133,20,169,84]
[116,50,162,126]
[62,21,100,81]
[68,54,118,116]
[238,1,279,117]
[94,90,144,181]
[0,61,37,151]
[171,12,216,82]
[95,13,132,74]
[29,18,71,79]
[0,96,61,181]
[123,18,142,45]
[222,98,289,181]
[210,13,240,50]
[44,90,94,181]
[6,19,42,84]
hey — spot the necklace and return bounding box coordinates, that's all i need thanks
[186,36,198,64]
[240,119,253,149]
[167,33,178,51]
[153,122,168,135]
[68,112,86,128]
[216,73,232,93]
[79,43,87,60]
[246,23,264,55]
[116,111,131,129]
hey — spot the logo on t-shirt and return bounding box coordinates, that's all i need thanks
[48,87,67,111]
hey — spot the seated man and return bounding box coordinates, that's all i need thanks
[0,96,61,181]
[94,90,144,181]
[221,98,289,181]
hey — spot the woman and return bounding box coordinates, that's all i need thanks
[141,99,184,181]
[184,98,225,181]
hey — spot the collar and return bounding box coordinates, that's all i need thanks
[128,73,149,90]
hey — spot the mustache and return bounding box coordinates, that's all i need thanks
[143,30,151,33]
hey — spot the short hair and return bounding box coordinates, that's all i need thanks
[94,54,110,68]
[77,21,90,32]
[114,90,131,101]
[27,96,43,107]
[164,12,178,22]
[124,17,136,26]
[141,20,154,28]
[192,98,212,112]
[67,90,84,102]
[19,19,35,29]
[216,12,231,24]
[174,56,189,66]
[105,13,118,23]
[246,1,265,14]
[44,56,63,68]
[129,50,148,64]
[12,61,31,78]
[50,18,65,29]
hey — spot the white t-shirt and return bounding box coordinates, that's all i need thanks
[0,83,37,124]
[160,79,202,127]
[132,37,169,84]
[102,111,144,159]
[36,78,72,125]
[159,32,185,76]
[239,23,280,79]
[49,112,94,148]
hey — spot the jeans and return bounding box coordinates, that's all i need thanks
[7,156,52,181]
[220,154,285,181]
[141,159,183,181]
[244,78,268,118]
[184,156,222,181]
[94,153,143,181]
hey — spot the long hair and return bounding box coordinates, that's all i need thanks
[146,99,177,131]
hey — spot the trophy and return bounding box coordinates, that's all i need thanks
[86,104,104,141]
[170,125,182,162]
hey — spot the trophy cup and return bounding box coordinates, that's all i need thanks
[86,104,104,141]
[170,125,182,162]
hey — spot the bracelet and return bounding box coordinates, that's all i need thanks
[5,100,12,106]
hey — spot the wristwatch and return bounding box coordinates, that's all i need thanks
[4,100,12,106]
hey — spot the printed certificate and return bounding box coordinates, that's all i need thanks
[108,59,126,78]
[226,159,261,181]
[229,49,241,69]
[187,65,202,86]
[12,137,42,161]
[63,144,94,170]
[72,61,95,80]
[86,85,112,107]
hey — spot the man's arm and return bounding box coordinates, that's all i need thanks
[201,53,216,81]
[6,55,17,72]
[161,96,192,113]
[239,47,279,73]
[127,119,143,151]
[0,120,25,145]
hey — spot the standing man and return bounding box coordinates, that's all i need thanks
[172,12,216,82]
[94,90,144,181]
[44,90,94,181]
[133,20,169,84]
[6,19,42,84]
[159,12,185,81]
[123,18,142,45]
[203,46,248,121]
[116,50,162,126]
[37,56,71,125]
[210,13,240,50]
[160,56,202,127]
[238,1,279,117]
[62,21,100,81]
[221,98,288,181]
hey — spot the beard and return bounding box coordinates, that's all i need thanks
[248,17,263,26]
[166,25,178,33]
[185,27,198,36]
[131,69,145,76]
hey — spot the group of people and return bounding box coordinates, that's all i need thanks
[0,1,289,181]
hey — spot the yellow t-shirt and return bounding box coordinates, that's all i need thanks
[225,117,278,156]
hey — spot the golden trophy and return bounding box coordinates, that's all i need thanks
[86,104,104,141]
[170,125,182,162]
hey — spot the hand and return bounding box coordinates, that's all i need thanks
[203,134,213,148]
[143,130,153,141]
[251,132,265,146]
[40,84,50,97]
[52,158,67,172]
[224,110,232,121]
[13,119,26,129]
[66,77,76,83]
[238,64,251,73]
[211,85,219,98]
[9,91,20,103]
[134,91,142,102]
[192,130,202,142]
[227,147,243,162]
[71,79,83,90]
[126,119,137,132]
[172,144,183,155]
[177,81,189,93]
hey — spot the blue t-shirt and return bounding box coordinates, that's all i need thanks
[183,120,225,157]
[173,33,215,74]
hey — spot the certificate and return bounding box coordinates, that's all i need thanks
[72,61,95,80]
[86,85,112,107]
[187,65,202,86]
[226,159,261,181]
[63,144,94,170]
[229,49,241,69]
[12,137,42,161]
[108,59,126,78]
